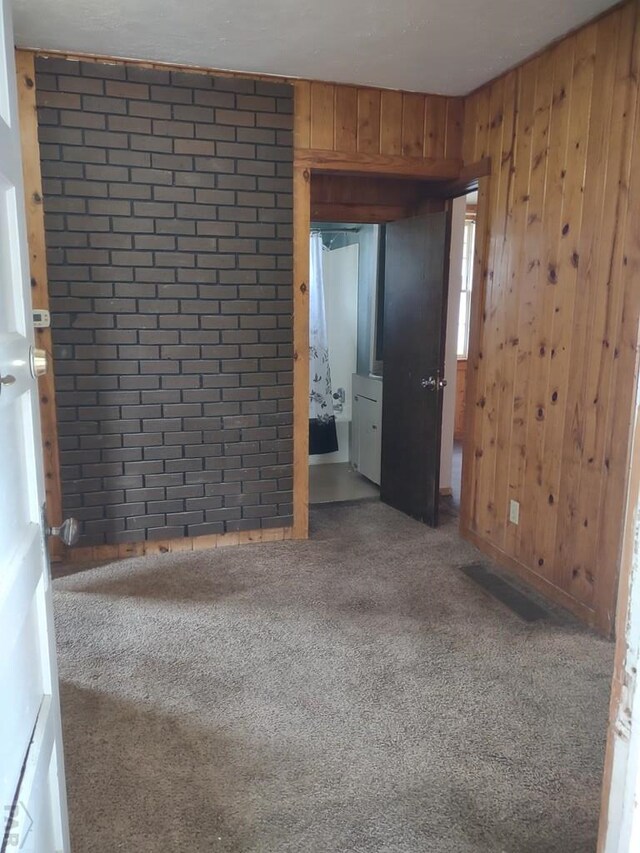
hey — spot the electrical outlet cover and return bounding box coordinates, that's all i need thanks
[509,499,520,525]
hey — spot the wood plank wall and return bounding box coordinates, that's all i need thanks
[294,81,464,163]
[460,0,640,635]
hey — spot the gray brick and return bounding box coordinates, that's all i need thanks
[150,85,193,104]
[105,80,150,99]
[37,56,292,546]
[58,74,104,94]
[194,89,235,108]
[128,99,172,119]
[79,61,126,80]
[130,134,174,153]
[109,115,153,134]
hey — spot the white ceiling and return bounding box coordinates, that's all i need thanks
[13,0,617,96]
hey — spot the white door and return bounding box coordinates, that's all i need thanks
[0,0,70,849]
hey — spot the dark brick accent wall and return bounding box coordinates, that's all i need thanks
[35,57,293,545]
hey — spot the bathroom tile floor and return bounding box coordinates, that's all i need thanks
[309,462,379,504]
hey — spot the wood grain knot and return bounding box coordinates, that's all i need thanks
[32,191,42,204]
[300,282,307,293]
[24,75,34,89]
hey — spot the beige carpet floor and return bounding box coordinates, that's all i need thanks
[53,501,614,853]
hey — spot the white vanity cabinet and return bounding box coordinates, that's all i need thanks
[352,374,382,485]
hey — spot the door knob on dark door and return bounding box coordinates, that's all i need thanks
[421,375,447,391]
[46,517,80,547]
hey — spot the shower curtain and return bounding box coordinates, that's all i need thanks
[309,232,338,455]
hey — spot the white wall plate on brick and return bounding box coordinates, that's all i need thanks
[33,308,50,328]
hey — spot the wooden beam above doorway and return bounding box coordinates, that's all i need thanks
[295,148,462,180]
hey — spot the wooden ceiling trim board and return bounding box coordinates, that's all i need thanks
[401,92,425,158]
[426,157,492,199]
[379,90,403,156]
[334,86,358,153]
[294,148,462,179]
[310,203,410,223]
[309,82,335,150]
[444,97,464,161]
[424,95,447,160]
[461,95,477,164]
[356,88,382,155]
[294,80,311,149]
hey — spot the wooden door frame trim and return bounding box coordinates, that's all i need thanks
[16,49,64,561]
[459,172,490,532]
[291,158,482,540]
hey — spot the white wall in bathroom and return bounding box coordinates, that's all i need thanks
[440,196,466,492]
[309,243,359,466]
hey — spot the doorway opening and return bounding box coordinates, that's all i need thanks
[307,205,451,526]
[439,191,477,519]
[308,222,382,505]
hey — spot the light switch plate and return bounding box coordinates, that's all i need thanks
[509,499,520,525]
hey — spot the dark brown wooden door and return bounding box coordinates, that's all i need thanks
[380,211,450,526]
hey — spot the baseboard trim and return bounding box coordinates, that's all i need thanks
[459,523,603,634]
[57,526,294,566]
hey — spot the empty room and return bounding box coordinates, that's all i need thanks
[2,0,640,851]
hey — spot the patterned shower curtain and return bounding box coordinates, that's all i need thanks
[309,232,338,455]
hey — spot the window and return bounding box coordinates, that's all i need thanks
[457,217,475,358]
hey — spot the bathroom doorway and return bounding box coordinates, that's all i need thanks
[308,222,381,505]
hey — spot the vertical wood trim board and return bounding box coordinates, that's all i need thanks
[460,0,640,635]
[15,50,63,560]
[292,164,311,538]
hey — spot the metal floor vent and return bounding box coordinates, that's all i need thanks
[459,562,548,623]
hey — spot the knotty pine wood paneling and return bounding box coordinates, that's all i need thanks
[294,81,463,162]
[460,0,640,635]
